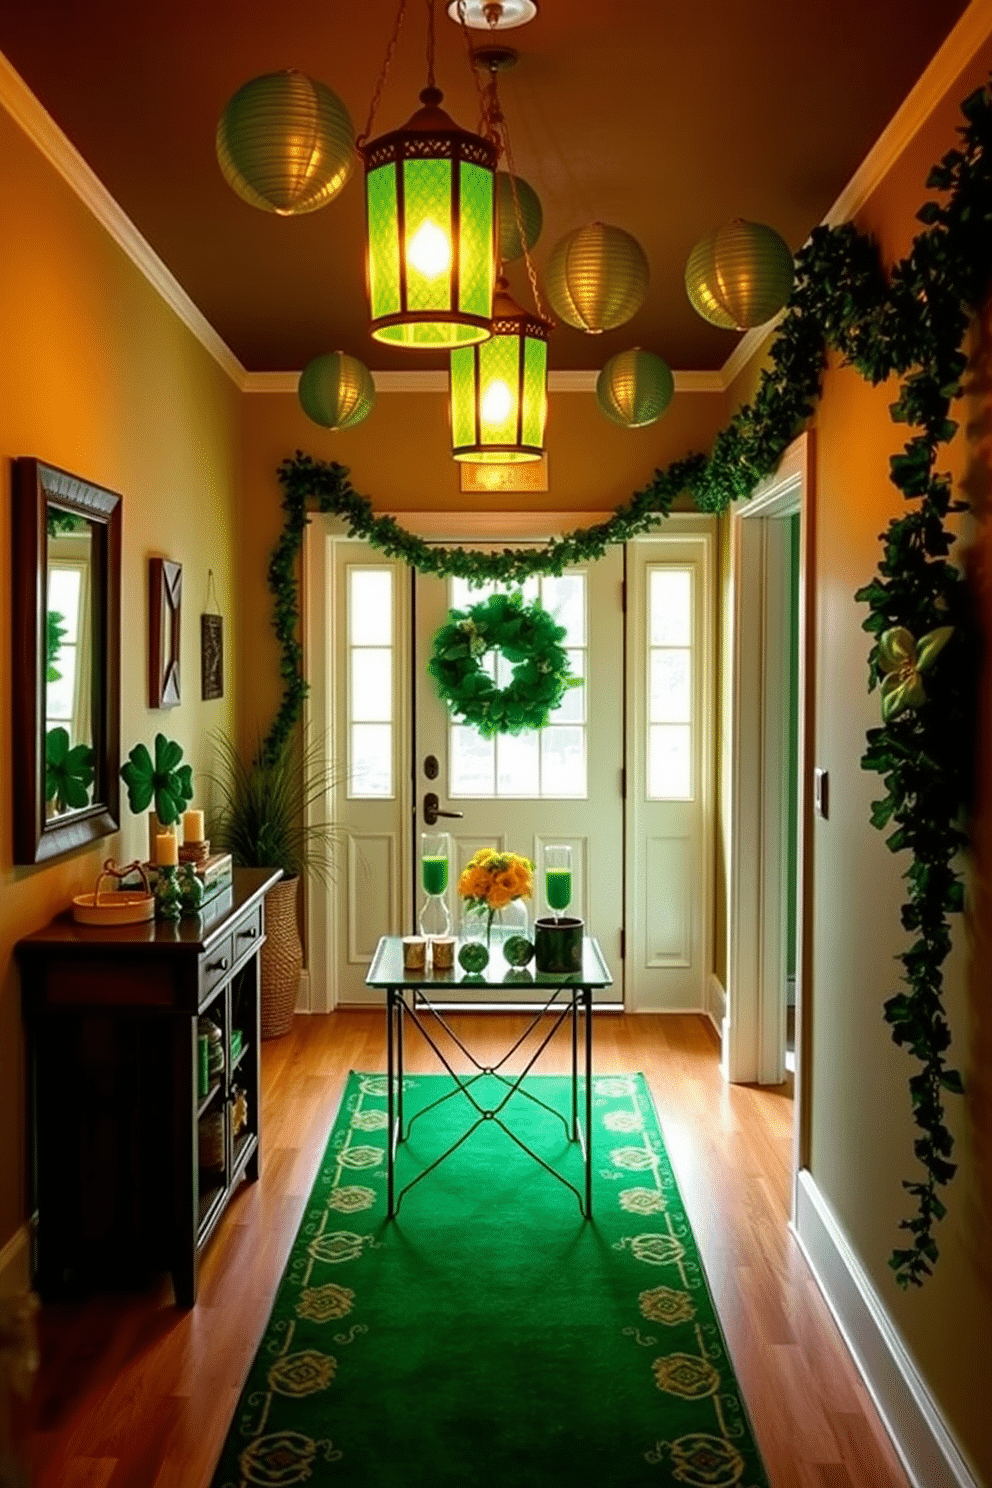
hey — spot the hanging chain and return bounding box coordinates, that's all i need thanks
[453,0,490,128]
[425,0,437,89]
[490,67,549,321]
[358,0,409,146]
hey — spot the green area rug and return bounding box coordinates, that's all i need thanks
[212,1071,769,1486]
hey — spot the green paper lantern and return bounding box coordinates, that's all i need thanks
[450,279,550,463]
[685,219,794,330]
[359,87,497,348]
[543,222,649,333]
[596,348,674,428]
[496,171,542,264]
[298,353,376,430]
[216,70,355,216]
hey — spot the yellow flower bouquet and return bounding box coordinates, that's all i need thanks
[458,847,533,914]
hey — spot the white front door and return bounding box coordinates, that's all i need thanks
[413,550,625,1004]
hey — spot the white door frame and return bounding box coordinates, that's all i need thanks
[724,433,813,1153]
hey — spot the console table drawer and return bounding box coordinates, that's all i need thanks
[232,906,263,960]
[202,936,234,995]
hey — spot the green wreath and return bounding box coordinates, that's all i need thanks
[427,591,581,738]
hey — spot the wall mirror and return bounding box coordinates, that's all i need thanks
[12,458,122,864]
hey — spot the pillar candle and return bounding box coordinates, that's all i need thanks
[183,809,205,843]
[156,832,179,866]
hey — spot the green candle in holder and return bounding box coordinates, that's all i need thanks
[419,832,451,940]
[544,844,572,921]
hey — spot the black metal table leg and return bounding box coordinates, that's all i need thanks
[387,988,395,1218]
[571,990,578,1141]
[397,994,405,1140]
[584,987,593,1217]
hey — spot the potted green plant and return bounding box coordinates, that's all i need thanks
[209,731,340,1038]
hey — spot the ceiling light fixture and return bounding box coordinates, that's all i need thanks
[446,0,539,31]
[685,219,794,330]
[357,0,498,348]
[448,45,552,464]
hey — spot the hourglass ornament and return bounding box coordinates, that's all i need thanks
[544,844,572,922]
[419,832,452,940]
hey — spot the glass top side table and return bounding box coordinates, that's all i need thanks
[365,934,613,1218]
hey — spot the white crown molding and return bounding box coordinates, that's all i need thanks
[243,367,726,394]
[720,1,992,392]
[0,49,247,387]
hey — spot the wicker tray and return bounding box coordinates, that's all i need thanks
[73,860,155,926]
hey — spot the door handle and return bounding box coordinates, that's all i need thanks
[423,792,464,826]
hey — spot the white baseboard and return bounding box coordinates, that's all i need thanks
[707,973,726,1037]
[0,1224,31,1299]
[792,1170,979,1488]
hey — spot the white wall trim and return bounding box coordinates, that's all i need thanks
[0,1223,31,1299]
[793,1170,980,1488]
[706,972,726,1037]
[0,49,246,388]
[241,368,725,395]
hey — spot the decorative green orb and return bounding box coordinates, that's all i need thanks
[496,172,542,264]
[298,352,376,431]
[458,941,490,973]
[543,222,649,333]
[503,935,535,966]
[216,70,355,216]
[596,348,674,428]
[685,219,794,330]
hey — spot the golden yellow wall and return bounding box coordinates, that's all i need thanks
[238,384,729,742]
[0,105,242,1264]
[724,39,992,1479]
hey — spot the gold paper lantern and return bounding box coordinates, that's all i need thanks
[596,349,674,428]
[685,219,794,330]
[543,222,649,333]
[496,171,543,263]
[216,70,355,216]
[298,353,376,430]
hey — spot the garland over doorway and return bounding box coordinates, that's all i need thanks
[267,80,992,1287]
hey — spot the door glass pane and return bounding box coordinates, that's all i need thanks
[496,730,540,795]
[450,725,495,795]
[351,648,392,721]
[350,570,392,645]
[549,650,584,724]
[649,724,691,800]
[351,724,392,797]
[650,569,691,646]
[542,574,585,645]
[541,726,586,798]
[650,650,690,723]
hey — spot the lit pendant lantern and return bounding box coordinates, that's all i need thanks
[685,219,794,330]
[298,352,376,430]
[544,222,649,333]
[216,70,355,215]
[450,277,550,462]
[358,87,498,347]
[596,348,674,428]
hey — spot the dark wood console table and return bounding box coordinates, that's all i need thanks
[16,866,281,1307]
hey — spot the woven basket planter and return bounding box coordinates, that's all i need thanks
[260,874,303,1039]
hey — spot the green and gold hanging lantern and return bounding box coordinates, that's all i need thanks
[450,278,550,462]
[358,87,498,348]
[596,348,674,428]
[216,70,355,215]
[298,352,376,430]
[685,219,794,330]
[544,221,649,333]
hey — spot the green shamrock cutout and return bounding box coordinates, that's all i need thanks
[45,727,94,812]
[121,733,194,825]
[878,626,953,722]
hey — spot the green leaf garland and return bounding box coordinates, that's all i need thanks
[262,77,992,1286]
[427,591,581,738]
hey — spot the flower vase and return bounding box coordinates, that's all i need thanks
[489,897,530,948]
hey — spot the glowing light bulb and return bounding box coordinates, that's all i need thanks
[407,220,451,280]
[480,378,513,426]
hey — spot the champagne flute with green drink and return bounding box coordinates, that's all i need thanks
[419,832,451,939]
[544,844,572,923]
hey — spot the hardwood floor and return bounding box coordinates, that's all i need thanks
[26,1011,909,1488]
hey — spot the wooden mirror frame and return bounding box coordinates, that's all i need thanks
[12,458,122,864]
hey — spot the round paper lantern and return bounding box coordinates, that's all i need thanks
[216,70,355,216]
[596,349,674,428]
[685,219,794,330]
[543,222,649,333]
[496,171,543,264]
[298,353,376,430]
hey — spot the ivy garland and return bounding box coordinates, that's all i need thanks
[427,591,581,737]
[264,79,992,1287]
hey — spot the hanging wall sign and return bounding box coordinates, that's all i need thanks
[201,569,223,701]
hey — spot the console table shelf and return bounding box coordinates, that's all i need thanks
[17,866,280,1307]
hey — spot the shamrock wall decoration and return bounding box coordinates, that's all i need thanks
[120,732,193,825]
